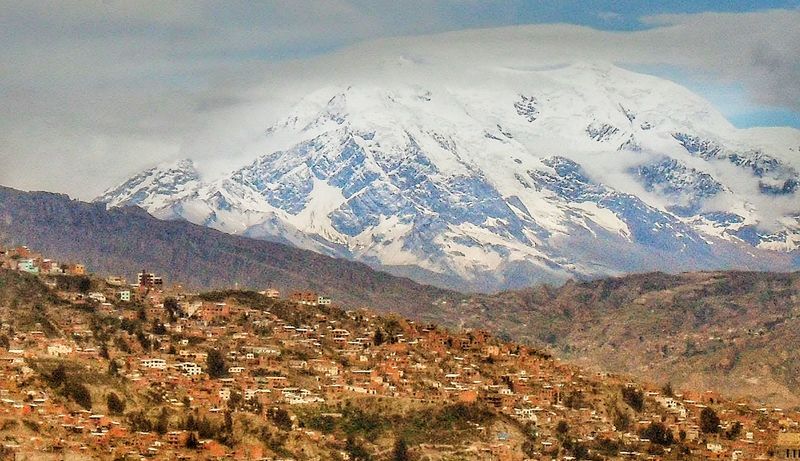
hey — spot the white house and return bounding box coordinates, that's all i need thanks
[88,292,107,303]
[177,362,202,376]
[47,344,73,357]
[139,358,166,370]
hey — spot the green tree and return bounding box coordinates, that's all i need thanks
[700,407,720,434]
[269,408,292,431]
[48,365,67,387]
[186,432,199,449]
[555,420,570,439]
[622,387,645,412]
[612,406,631,431]
[77,277,91,293]
[641,422,674,446]
[99,343,109,359]
[661,382,674,397]
[164,297,180,321]
[128,410,153,432]
[70,384,92,410]
[346,436,372,461]
[152,319,167,335]
[393,437,409,461]
[373,329,385,346]
[726,421,743,440]
[106,392,126,415]
[206,349,227,378]
[136,330,151,351]
[156,408,169,435]
[224,411,233,434]
[108,360,119,376]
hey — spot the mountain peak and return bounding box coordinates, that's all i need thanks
[97,65,800,291]
[96,158,200,209]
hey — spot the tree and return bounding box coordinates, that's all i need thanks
[152,319,167,335]
[106,392,126,415]
[184,413,197,431]
[373,329,385,346]
[156,408,169,435]
[228,391,243,410]
[224,411,233,434]
[99,343,109,359]
[641,422,674,446]
[661,382,674,397]
[164,297,180,320]
[136,330,151,351]
[393,437,409,461]
[70,384,92,410]
[77,277,91,293]
[108,360,119,376]
[346,436,372,461]
[128,410,152,432]
[206,349,227,378]
[622,387,645,412]
[555,420,570,439]
[269,408,293,431]
[186,432,199,449]
[726,421,743,440]
[700,407,720,434]
[48,365,67,387]
[612,406,631,431]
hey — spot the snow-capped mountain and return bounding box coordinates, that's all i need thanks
[97,61,800,291]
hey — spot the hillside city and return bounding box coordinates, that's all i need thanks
[1,245,799,460]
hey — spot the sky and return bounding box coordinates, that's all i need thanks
[1,1,799,199]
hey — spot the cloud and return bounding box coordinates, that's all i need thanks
[0,3,798,199]
[637,10,800,109]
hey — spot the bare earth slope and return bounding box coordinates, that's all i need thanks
[0,186,457,313]
[460,271,800,406]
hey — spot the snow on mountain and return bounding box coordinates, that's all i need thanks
[97,61,800,291]
[97,159,201,210]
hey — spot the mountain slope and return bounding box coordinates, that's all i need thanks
[5,186,800,405]
[0,186,456,313]
[98,61,800,291]
[456,271,800,406]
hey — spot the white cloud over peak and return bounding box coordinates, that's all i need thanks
[0,4,797,198]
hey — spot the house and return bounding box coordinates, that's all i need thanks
[198,302,230,322]
[775,433,800,459]
[139,359,167,370]
[67,264,86,276]
[39,259,62,274]
[14,246,32,258]
[331,329,351,344]
[17,259,39,274]
[290,292,318,305]
[118,290,131,302]
[177,362,202,376]
[47,344,73,358]
[261,289,280,299]
[105,276,126,286]
[137,271,163,288]
[317,296,332,306]
[88,292,106,303]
